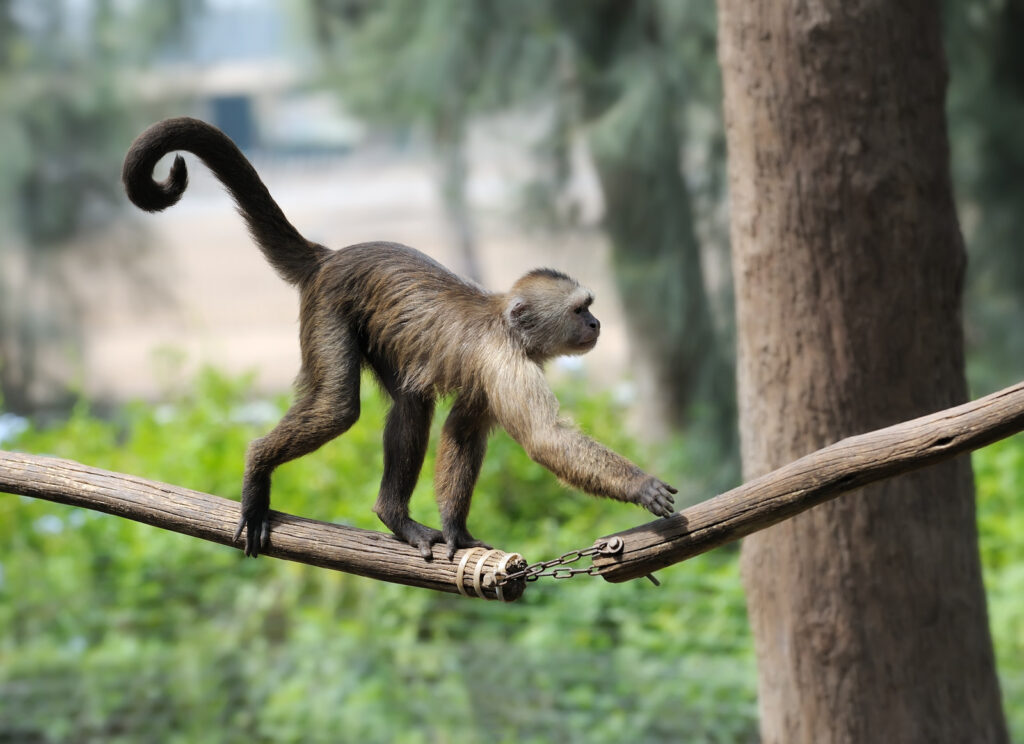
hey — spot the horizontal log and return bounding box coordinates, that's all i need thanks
[0,451,528,601]
[593,379,1024,582]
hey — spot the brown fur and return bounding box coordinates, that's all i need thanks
[123,117,676,560]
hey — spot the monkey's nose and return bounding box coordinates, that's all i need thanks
[590,319,600,330]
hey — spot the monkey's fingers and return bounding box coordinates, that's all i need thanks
[243,519,260,557]
[245,522,262,557]
[233,516,258,556]
[442,526,492,561]
[638,478,676,518]
[657,483,677,518]
[388,519,445,562]
[233,514,268,558]
[645,500,673,518]
[445,538,492,562]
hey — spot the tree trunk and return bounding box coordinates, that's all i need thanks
[716,2,1008,742]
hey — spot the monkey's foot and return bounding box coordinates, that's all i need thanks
[233,508,270,558]
[443,528,492,562]
[387,518,446,562]
[636,476,678,519]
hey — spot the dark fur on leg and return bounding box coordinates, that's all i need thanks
[435,396,493,559]
[373,389,439,559]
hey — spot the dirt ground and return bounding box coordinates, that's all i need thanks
[74,150,633,404]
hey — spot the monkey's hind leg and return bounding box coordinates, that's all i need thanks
[373,391,442,561]
[435,396,493,561]
[236,333,362,557]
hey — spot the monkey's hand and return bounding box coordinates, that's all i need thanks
[443,527,492,562]
[634,476,678,518]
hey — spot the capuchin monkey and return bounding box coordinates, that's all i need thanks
[123,117,677,561]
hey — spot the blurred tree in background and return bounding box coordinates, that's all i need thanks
[309,0,736,456]
[0,0,198,413]
[306,0,1024,448]
[945,0,1024,394]
[2,0,1023,426]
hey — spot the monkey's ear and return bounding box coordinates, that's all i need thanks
[506,297,529,324]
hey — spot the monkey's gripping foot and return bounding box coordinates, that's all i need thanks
[233,508,271,558]
[236,472,272,557]
[385,517,446,561]
[443,528,492,562]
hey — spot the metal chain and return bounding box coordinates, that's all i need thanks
[496,536,624,586]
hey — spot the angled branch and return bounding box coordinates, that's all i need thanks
[0,452,527,601]
[593,379,1024,582]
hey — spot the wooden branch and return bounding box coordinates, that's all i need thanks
[0,451,528,602]
[5,379,1023,595]
[593,380,1024,583]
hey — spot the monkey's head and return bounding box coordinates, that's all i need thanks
[505,268,601,361]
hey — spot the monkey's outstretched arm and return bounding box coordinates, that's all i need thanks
[122,117,328,286]
[487,361,676,518]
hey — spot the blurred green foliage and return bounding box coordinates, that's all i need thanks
[3,372,1021,742]
[0,371,757,743]
[2,370,1021,742]
[974,434,1024,738]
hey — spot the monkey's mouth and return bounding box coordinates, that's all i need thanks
[574,336,599,352]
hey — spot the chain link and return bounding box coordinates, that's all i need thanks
[495,536,624,586]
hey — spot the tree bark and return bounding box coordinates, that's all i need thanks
[716,2,1008,742]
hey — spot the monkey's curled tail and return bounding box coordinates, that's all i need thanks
[122,117,328,286]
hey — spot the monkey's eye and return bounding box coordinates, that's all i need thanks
[573,305,585,315]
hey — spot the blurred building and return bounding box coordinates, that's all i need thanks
[137,0,364,156]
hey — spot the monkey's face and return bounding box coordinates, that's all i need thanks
[566,299,601,354]
[506,271,600,361]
